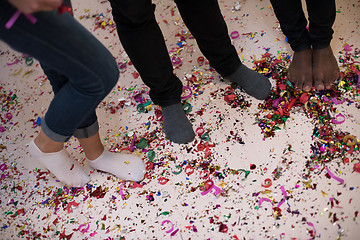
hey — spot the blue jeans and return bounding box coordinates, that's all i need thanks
[0,0,119,142]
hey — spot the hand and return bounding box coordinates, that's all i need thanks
[8,0,63,14]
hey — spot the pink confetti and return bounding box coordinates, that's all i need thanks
[331,113,345,124]
[277,186,287,207]
[230,31,239,39]
[6,59,21,66]
[5,10,21,29]
[0,163,7,172]
[78,223,90,233]
[171,56,182,65]
[344,44,352,52]
[331,97,345,105]
[119,182,126,200]
[307,222,317,239]
[326,166,344,184]
[258,198,273,208]
[5,10,37,30]
[129,133,137,151]
[280,233,285,240]
[181,86,192,100]
[201,179,221,196]
[0,173,10,180]
[25,14,37,24]
[170,228,179,236]
[161,220,174,234]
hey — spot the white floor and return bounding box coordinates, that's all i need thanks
[1,0,360,239]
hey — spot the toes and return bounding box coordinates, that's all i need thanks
[288,49,313,92]
[302,84,312,92]
[313,73,325,91]
[313,46,340,91]
[324,77,334,90]
[299,72,313,92]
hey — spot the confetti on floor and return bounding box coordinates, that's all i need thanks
[1,0,360,239]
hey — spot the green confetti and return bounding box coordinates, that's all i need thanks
[147,150,155,161]
[136,138,148,149]
[160,211,170,216]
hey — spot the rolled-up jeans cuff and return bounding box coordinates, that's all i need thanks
[41,118,72,142]
[73,120,99,139]
[41,119,99,142]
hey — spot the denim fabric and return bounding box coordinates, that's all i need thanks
[0,0,119,142]
[270,0,336,52]
[108,0,241,107]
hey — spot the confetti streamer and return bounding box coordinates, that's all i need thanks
[277,186,287,207]
[201,179,221,196]
[326,166,344,184]
[161,220,174,234]
[5,10,37,29]
[261,178,272,188]
[185,165,195,175]
[258,198,274,208]
[78,223,90,233]
[331,113,345,124]
[118,182,126,200]
[181,86,192,100]
[307,222,316,239]
[6,59,21,66]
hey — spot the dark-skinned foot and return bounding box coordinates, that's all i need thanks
[312,46,340,91]
[288,48,313,92]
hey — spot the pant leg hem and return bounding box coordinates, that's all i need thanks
[73,120,99,139]
[311,43,331,50]
[292,42,312,52]
[41,118,71,142]
[221,61,242,78]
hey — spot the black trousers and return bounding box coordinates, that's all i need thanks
[270,0,336,52]
[108,0,241,107]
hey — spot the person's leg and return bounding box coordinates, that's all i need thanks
[305,0,339,90]
[109,0,182,106]
[270,0,313,92]
[109,0,194,144]
[0,10,118,140]
[175,0,271,100]
[38,68,145,181]
[36,6,145,181]
[0,2,145,185]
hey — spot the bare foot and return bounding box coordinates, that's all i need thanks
[312,46,340,91]
[288,49,313,92]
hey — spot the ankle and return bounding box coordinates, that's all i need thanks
[293,48,312,57]
[78,132,106,160]
[34,136,63,153]
[313,45,333,58]
[85,147,105,161]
